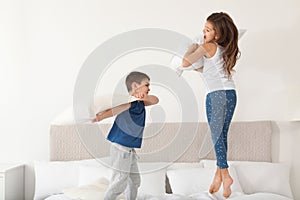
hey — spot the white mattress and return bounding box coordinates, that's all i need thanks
[45,192,292,200]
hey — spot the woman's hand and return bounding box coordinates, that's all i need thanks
[187,43,199,52]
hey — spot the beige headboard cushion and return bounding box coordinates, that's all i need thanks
[50,121,272,162]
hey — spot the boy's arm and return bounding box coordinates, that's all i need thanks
[132,87,159,106]
[140,94,159,106]
[92,102,131,122]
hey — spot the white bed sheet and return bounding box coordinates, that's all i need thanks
[45,192,292,200]
[44,193,208,200]
[44,194,72,200]
[230,193,293,200]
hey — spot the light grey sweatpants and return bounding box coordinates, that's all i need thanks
[104,143,141,200]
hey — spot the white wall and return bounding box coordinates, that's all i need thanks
[272,122,300,199]
[0,0,300,199]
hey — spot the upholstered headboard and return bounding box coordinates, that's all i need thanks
[50,121,272,162]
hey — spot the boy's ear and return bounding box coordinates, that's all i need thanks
[131,82,138,90]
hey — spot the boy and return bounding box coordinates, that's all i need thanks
[93,71,159,200]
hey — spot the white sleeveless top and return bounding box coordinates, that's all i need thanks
[202,45,235,93]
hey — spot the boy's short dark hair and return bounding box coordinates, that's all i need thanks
[125,71,150,92]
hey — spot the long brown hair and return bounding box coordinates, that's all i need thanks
[207,12,240,78]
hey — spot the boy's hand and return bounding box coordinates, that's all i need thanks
[133,90,148,99]
[92,113,102,123]
[92,117,98,123]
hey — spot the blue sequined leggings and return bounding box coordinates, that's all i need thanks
[206,90,237,169]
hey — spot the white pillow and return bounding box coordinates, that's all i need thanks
[33,160,79,200]
[138,162,167,196]
[33,158,105,200]
[78,162,167,196]
[171,29,246,76]
[63,178,125,200]
[51,94,137,125]
[166,162,203,170]
[200,160,293,199]
[78,164,112,186]
[50,106,76,125]
[200,159,234,168]
[166,167,243,196]
[78,157,112,186]
[233,162,293,198]
[90,94,137,117]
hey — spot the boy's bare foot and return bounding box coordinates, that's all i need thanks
[221,169,233,198]
[209,167,222,194]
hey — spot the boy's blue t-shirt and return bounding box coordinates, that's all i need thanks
[107,100,145,148]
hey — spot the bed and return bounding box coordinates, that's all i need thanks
[33,118,294,200]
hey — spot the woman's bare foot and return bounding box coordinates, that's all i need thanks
[209,167,222,194]
[221,168,233,198]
